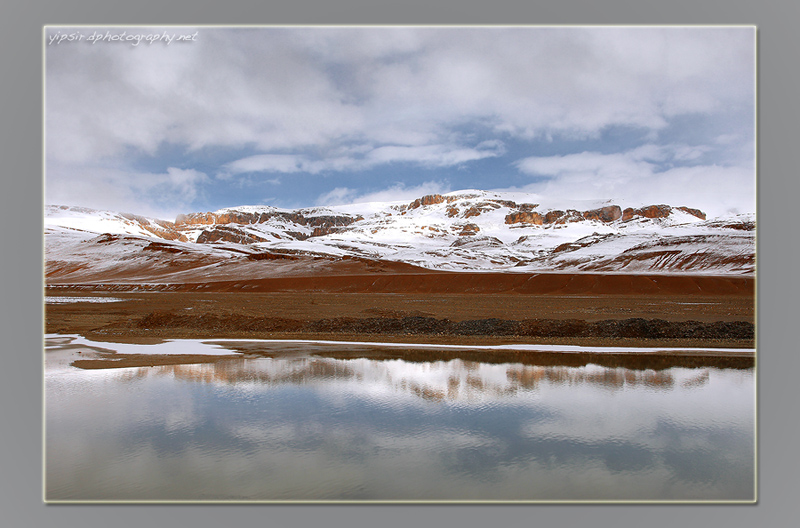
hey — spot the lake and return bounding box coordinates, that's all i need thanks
[44,336,755,502]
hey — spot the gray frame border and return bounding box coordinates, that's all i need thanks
[3,1,796,527]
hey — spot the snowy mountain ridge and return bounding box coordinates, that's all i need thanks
[45,190,755,280]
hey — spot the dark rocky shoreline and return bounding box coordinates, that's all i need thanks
[133,311,754,341]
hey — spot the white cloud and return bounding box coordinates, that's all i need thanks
[220,141,505,177]
[516,151,651,180]
[671,145,712,161]
[316,181,451,206]
[714,134,740,145]
[364,142,504,168]
[160,168,208,202]
[513,146,755,217]
[44,26,755,214]
[46,164,209,219]
[46,27,754,164]
[222,154,310,175]
[315,187,357,206]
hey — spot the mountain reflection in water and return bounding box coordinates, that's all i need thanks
[46,345,754,502]
[132,357,690,401]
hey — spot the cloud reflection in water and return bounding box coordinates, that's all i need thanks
[45,353,754,501]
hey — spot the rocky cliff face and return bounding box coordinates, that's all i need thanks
[677,207,706,220]
[176,210,360,230]
[505,211,544,225]
[622,205,671,220]
[621,205,706,221]
[118,213,188,241]
[408,194,447,209]
[176,209,363,243]
[195,226,272,244]
[504,203,706,226]
[505,205,625,225]
[583,205,623,223]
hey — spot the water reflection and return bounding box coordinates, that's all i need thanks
[45,348,755,502]
[135,358,688,399]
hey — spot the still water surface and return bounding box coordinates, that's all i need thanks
[45,337,755,502]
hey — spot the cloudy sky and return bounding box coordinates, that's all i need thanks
[45,26,755,219]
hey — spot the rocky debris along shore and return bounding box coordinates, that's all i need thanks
[131,311,754,341]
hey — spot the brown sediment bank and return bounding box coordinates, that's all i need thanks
[46,271,754,296]
[67,346,755,371]
[45,272,755,361]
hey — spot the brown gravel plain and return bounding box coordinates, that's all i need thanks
[46,272,756,360]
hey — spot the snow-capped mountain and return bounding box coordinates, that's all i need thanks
[45,190,755,284]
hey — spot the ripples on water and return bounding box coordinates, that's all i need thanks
[45,339,755,502]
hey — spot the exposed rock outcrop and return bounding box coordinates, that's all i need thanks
[621,205,707,221]
[463,204,499,218]
[582,205,622,223]
[622,205,671,221]
[311,226,342,237]
[176,211,263,226]
[141,241,188,254]
[196,226,270,245]
[176,210,360,229]
[119,213,188,241]
[456,223,480,236]
[541,209,584,224]
[176,209,362,243]
[450,236,504,248]
[505,211,544,225]
[507,206,623,226]
[677,206,707,220]
[408,194,446,209]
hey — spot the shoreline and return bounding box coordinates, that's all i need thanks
[46,333,756,371]
[47,333,757,355]
[76,329,755,351]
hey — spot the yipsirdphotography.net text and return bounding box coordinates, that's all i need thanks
[46,29,198,47]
